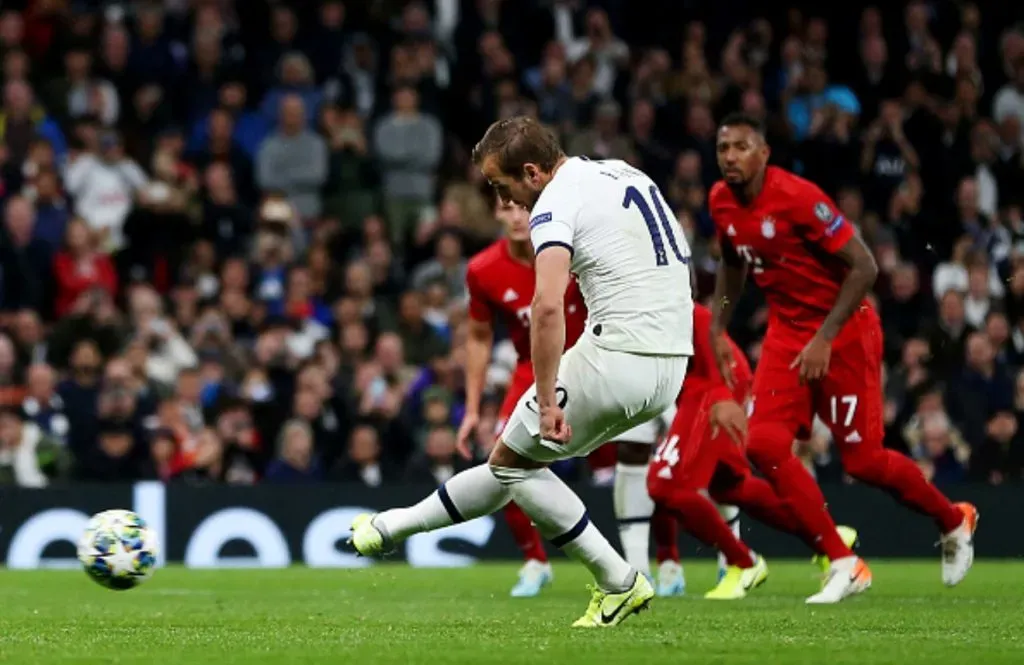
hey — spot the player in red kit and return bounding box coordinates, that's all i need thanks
[709,113,978,604]
[647,303,857,600]
[457,196,588,598]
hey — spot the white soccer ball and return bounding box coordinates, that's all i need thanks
[77,509,159,590]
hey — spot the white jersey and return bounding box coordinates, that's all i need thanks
[528,157,693,356]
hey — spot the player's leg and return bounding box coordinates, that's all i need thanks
[820,320,977,586]
[494,342,686,626]
[648,395,765,599]
[708,442,823,552]
[612,423,658,580]
[496,367,553,597]
[715,504,740,582]
[586,442,618,486]
[745,345,853,561]
[350,462,513,554]
[649,505,685,596]
[744,341,869,604]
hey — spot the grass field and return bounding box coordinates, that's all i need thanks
[1,561,1022,664]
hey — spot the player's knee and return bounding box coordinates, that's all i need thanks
[616,442,651,465]
[647,478,671,503]
[841,447,888,482]
[746,423,798,471]
[487,439,546,472]
[649,482,701,509]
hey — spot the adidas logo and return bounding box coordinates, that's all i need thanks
[727,224,737,236]
[502,288,519,303]
[845,430,862,443]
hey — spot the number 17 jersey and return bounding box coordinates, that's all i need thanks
[528,157,693,356]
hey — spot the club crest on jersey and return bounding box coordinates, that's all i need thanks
[761,217,776,238]
[529,212,552,229]
[814,202,834,223]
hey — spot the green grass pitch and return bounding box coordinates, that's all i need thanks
[1,561,1022,664]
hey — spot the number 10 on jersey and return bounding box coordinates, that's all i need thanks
[622,185,689,267]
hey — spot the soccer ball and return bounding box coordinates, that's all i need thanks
[77,509,159,590]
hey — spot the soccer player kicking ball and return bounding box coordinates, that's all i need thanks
[457,194,588,598]
[647,303,858,599]
[350,116,694,627]
[709,113,977,604]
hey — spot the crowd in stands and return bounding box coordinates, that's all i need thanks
[0,0,1023,488]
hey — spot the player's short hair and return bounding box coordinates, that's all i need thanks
[471,116,564,177]
[719,112,766,136]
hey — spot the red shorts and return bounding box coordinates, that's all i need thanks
[496,362,534,434]
[647,375,752,498]
[749,307,884,455]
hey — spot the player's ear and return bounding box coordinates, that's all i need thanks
[523,163,540,184]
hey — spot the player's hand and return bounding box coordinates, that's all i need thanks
[790,334,832,383]
[456,412,480,460]
[709,399,747,445]
[712,333,736,389]
[539,405,572,444]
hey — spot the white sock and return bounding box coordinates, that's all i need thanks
[716,504,741,571]
[374,465,511,543]
[493,465,635,592]
[614,462,654,576]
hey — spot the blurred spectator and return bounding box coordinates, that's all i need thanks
[256,94,328,219]
[993,55,1024,145]
[903,411,970,484]
[127,285,198,386]
[64,131,147,252]
[1,195,51,314]
[51,217,118,318]
[261,52,323,126]
[265,418,322,483]
[374,85,442,251]
[404,425,465,484]
[333,423,393,486]
[0,79,66,165]
[568,99,631,161]
[320,105,378,228]
[0,405,69,487]
[410,230,467,299]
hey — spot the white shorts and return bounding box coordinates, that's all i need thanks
[611,418,661,445]
[500,335,688,464]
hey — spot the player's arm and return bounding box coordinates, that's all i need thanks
[818,233,878,342]
[531,245,570,410]
[458,270,496,457]
[528,204,575,414]
[694,305,747,444]
[790,189,879,381]
[709,236,748,336]
[463,317,494,420]
[709,235,747,388]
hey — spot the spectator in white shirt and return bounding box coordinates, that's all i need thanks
[63,131,148,252]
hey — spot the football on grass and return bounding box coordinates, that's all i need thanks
[77,509,159,590]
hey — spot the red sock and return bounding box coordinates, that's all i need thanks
[651,505,679,563]
[503,502,547,563]
[755,456,852,560]
[713,474,825,556]
[846,449,963,533]
[663,489,755,568]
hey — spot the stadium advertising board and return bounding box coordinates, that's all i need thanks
[0,483,1013,569]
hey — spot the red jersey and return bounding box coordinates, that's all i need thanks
[466,238,588,361]
[709,166,865,346]
[677,303,751,408]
